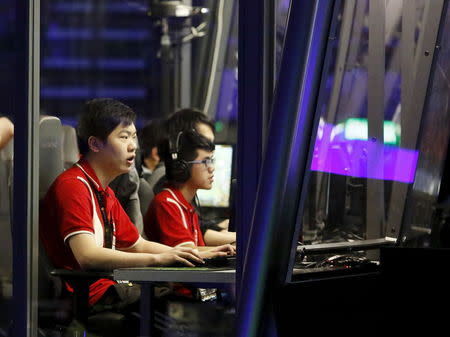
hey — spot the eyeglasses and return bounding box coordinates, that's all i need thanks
[187,158,215,168]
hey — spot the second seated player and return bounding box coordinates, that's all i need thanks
[144,130,236,255]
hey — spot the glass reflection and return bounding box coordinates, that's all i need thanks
[300,0,427,246]
[402,3,450,247]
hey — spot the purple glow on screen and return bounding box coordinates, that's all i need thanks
[310,122,419,183]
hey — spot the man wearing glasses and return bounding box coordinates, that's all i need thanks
[143,129,235,253]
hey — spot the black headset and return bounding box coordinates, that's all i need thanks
[167,131,191,183]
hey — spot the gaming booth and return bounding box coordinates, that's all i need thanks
[236,1,450,336]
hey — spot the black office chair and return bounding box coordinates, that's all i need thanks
[38,241,130,337]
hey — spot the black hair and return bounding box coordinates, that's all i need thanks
[77,98,136,155]
[164,108,215,141]
[162,130,215,182]
[139,119,165,159]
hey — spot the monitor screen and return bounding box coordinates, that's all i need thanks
[196,144,233,208]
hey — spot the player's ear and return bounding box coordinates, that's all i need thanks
[88,136,104,153]
[151,146,160,161]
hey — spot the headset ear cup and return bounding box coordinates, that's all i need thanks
[167,131,191,182]
[168,159,191,183]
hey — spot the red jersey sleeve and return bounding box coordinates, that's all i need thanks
[51,177,96,243]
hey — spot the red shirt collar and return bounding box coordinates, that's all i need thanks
[76,158,110,194]
[163,187,195,212]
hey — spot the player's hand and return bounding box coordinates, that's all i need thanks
[211,244,236,255]
[153,246,204,267]
[199,244,236,259]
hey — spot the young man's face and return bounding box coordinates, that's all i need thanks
[186,149,215,190]
[98,122,137,176]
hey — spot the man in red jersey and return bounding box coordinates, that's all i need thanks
[144,129,237,253]
[149,108,236,246]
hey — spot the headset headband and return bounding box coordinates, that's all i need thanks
[170,129,198,160]
[171,131,184,160]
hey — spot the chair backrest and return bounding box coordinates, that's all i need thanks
[62,125,80,170]
[110,168,145,233]
[146,164,166,195]
[38,117,126,332]
[38,116,73,326]
[138,177,154,224]
[39,115,63,200]
[38,115,64,292]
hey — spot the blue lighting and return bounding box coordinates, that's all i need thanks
[47,28,92,40]
[52,2,145,13]
[96,88,146,98]
[43,58,146,70]
[41,87,91,98]
[97,59,146,69]
[52,3,93,12]
[43,58,92,69]
[98,29,150,40]
[46,28,150,41]
[106,3,147,13]
[41,87,146,99]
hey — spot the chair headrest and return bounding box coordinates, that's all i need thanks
[39,115,63,199]
[62,125,80,169]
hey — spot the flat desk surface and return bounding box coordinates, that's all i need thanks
[114,267,235,284]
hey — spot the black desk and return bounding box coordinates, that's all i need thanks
[114,267,235,337]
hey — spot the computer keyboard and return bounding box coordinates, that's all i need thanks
[171,255,236,269]
[202,255,236,268]
[292,255,379,281]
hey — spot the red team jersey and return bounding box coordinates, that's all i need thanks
[39,159,140,305]
[144,187,205,248]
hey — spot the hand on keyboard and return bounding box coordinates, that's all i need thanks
[170,256,236,268]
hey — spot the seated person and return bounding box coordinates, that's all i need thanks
[144,130,236,250]
[139,119,165,182]
[137,119,165,218]
[150,108,215,195]
[39,98,234,313]
[153,108,236,245]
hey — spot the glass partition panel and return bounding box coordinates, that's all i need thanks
[401,2,450,248]
[291,0,442,274]
[0,1,17,333]
[38,0,240,335]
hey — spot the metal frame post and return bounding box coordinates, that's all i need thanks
[12,0,40,336]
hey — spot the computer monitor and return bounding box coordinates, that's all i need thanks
[196,144,234,208]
